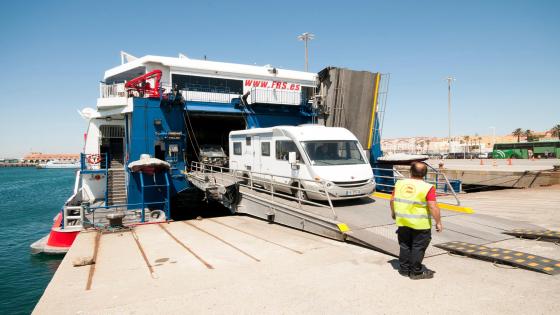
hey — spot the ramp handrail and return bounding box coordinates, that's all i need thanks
[372,166,461,206]
[424,164,461,205]
[189,162,338,220]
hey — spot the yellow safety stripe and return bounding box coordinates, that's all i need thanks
[367,73,381,149]
[337,223,350,232]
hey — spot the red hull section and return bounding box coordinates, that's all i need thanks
[46,212,79,248]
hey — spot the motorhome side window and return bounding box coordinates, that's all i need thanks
[246,137,251,146]
[275,141,301,161]
[233,142,242,155]
[261,142,270,156]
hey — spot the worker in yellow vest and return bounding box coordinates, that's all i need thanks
[390,162,443,279]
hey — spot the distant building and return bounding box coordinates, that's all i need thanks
[381,129,556,156]
[22,152,79,163]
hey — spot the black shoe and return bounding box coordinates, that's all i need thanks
[409,269,435,280]
[398,269,410,277]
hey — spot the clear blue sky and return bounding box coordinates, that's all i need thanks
[1,0,558,157]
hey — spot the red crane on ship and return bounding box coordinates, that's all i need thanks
[125,70,162,98]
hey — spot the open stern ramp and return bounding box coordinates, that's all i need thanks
[187,162,542,257]
[188,162,347,242]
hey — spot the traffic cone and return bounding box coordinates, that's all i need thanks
[507,158,512,166]
[492,160,497,167]
[480,159,484,165]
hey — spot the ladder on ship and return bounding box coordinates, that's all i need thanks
[107,160,127,206]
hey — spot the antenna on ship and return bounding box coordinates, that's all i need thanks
[120,51,138,65]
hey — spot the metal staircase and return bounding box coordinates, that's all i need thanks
[107,161,127,206]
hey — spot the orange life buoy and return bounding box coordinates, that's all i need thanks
[87,154,100,165]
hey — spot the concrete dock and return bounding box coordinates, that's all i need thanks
[34,186,560,314]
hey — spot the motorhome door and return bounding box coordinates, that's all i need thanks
[243,135,254,172]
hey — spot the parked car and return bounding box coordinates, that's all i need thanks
[444,152,478,159]
[477,152,489,159]
[199,145,228,167]
[229,125,375,201]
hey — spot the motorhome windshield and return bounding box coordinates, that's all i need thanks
[303,141,366,166]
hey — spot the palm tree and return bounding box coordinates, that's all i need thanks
[512,128,523,142]
[551,124,560,140]
[524,129,533,142]
[463,136,470,153]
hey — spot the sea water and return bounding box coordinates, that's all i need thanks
[0,168,75,315]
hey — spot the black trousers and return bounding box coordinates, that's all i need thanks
[397,226,432,274]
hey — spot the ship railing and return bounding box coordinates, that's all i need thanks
[189,161,338,220]
[372,165,461,206]
[99,82,127,98]
[247,88,304,106]
[79,170,170,227]
[85,200,169,227]
[80,153,110,171]
[181,86,241,104]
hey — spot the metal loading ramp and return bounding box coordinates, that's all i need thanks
[187,164,544,257]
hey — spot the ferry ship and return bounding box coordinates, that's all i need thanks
[36,160,81,169]
[30,52,459,258]
[31,52,324,254]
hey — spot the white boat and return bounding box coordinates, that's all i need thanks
[36,160,80,169]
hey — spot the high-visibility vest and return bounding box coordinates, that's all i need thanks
[393,178,433,230]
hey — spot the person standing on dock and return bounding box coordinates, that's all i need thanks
[390,162,443,280]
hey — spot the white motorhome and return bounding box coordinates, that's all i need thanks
[229,125,375,200]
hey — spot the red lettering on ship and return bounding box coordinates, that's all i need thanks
[245,79,300,90]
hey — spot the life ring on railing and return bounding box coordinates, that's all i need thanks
[87,154,101,165]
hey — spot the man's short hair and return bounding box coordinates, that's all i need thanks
[410,162,428,178]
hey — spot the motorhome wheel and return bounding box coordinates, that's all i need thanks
[294,187,308,201]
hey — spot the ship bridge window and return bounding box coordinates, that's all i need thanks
[172,74,243,94]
